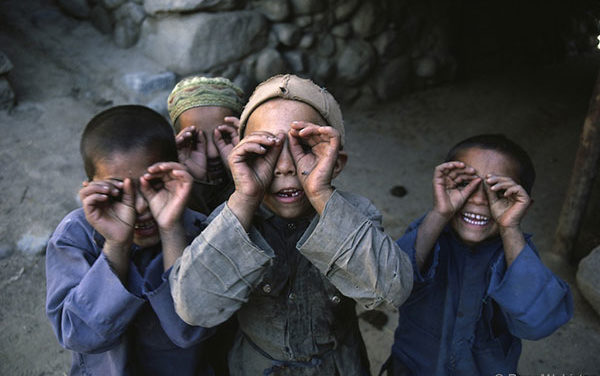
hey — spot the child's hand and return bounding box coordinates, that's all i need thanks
[432,161,481,220]
[484,175,531,229]
[288,121,341,213]
[176,126,207,182]
[213,117,241,169]
[227,131,284,205]
[79,179,136,246]
[141,162,193,231]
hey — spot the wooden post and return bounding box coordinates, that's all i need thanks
[551,71,600,261]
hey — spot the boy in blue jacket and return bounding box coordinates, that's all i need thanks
[385,134,573,376]
[46,105,214,375]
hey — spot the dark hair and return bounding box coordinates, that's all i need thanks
[445,134,536,194]
[80,105,177,180]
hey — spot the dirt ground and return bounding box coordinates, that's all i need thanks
[1,0,600,375]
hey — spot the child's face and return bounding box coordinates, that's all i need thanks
[450,147,521,246]
[178,106,235,185]
[93,148,164,248]
[245,99,326,219]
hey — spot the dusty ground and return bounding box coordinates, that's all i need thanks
[1,0,600,375]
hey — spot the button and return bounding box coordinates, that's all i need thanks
[330,295,341,304]
[288,292,296,301]
[287,223,296,230]
[262,284,272,294]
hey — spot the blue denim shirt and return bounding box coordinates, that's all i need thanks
[171,190,414,376]
[390,217,573,376]
[46,208,215,376]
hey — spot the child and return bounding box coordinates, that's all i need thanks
[168,76,245,214]
[169,74,414,375]
[46,105,214,376]
[385,134,573,375]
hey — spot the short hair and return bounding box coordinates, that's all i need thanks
[445,134,536,194]
[80,105,177,180]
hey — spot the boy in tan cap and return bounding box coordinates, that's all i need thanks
[167,76,244,214]
[170,74,413,375]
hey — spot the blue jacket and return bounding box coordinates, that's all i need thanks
[46,208,215,376]
[391,217,573,376]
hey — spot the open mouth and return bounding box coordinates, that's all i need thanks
[461,212,490,226]
[134,219,158,236]
[275,188,304,202]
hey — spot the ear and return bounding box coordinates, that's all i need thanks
[331,150,348,179]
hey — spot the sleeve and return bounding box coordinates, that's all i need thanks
[142,257,215,348]
[395,216,442,284]
[486,239,574,340]
[170,204,274,327]
[297,191,414,310]
[45,217,145,353]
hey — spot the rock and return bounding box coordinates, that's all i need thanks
[0,51,13,75]
[253,0,290,22]
[334,0,359,22]
[144,0,242,14]
[103,0,125,10]
[298,33,314,49]
[114,2,146,24]
[577,245,600,317]
[351,1,387,38]
[56,0,90,19]
[373,56,411,100]
[254,48,287,83]
[0,243,13,260]
[233,72,255,97]
[272,23,301,47]
[307,55,334,83]
[145,90,171,119]
[90,4,114,35]
[283,50,305,72]
[316,33,336,57]
[0,77,16,111]
[139,11,268,75]
[114,17,141,48]
[17,231,51,256]
[120,71,176,96]
[294,15,312,28]
[336,39,375,85]
[374,29,406,59]
[414,56,437,78]
[290,0,325,16]
[331,23,351,38]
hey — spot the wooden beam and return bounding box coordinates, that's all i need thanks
[551,70,600,261]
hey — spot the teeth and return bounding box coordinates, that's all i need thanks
[134,220,155,230]
[278,189,301,197]
[462,212,489,226]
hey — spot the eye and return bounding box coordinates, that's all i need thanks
[456,181,469,189]
[149,178,164,191]
[495,189,506,199]
[300,141,311,153]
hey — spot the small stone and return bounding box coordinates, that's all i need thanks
[113,18,141,48]
[415,56,437,78]
[316,34,336,57]
[103,0,125,10]
[334,0,359,22]
[254,48,287,83]
[290,0,325,16]
[390,185,408,197]
[0,51,13,75]
[233,73,255,97]
[331,23,351,38]
[294,15,312,28]
[114,2,146,24]
[351,1,386,39]
[17,231,52,256]
[90,5,114,35]
[253,0,290,22]
[283,50,305,72]
[272,23,301,47]
[336,39,375,85]
[298,33,314,49]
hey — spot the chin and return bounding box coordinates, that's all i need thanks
[133,235,161,249]
[451,219,499,247]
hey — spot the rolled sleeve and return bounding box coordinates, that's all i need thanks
[298,191,413,310]
[170,204,274,327]
[487,242,573,340]
[396,221,441,284]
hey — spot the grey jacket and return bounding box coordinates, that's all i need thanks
[170,190,413,375]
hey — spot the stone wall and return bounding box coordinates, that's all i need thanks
[56,0,456,103]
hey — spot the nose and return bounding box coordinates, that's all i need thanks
[274,141,296,176]
[134,187,149,215]
[206,133,219,160]
[468,181,488,205]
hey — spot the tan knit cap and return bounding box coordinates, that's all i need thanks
[167,76,245,124]
[239,74,345,145]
